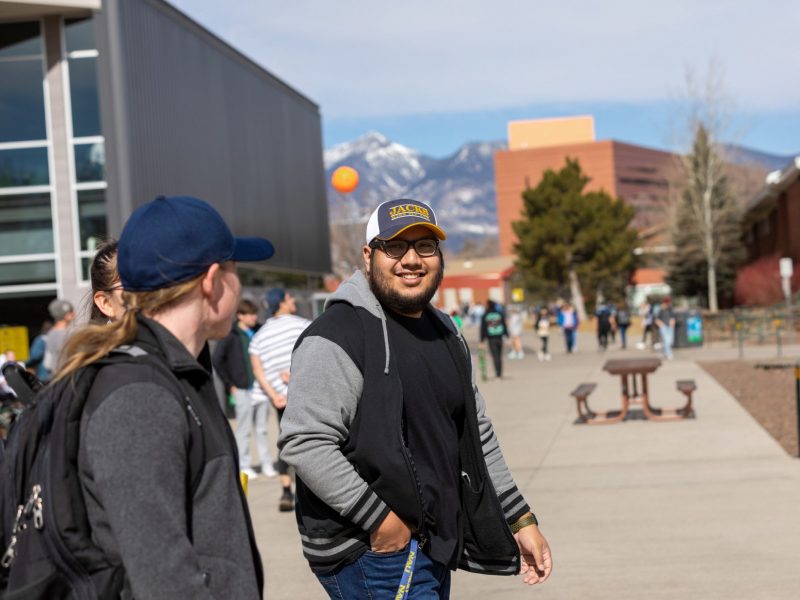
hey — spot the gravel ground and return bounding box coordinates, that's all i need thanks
[699,360,799,456]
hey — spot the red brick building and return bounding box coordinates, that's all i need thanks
[738,157,800,305]
[494,117,677,256]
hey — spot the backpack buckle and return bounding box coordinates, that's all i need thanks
[1,536,16,568]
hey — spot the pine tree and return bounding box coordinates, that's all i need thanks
[667,124,744,309]
[512,159,639,317]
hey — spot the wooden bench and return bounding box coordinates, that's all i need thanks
[570,383,596,421]
[675,379,696,417]
[570,382,629,424]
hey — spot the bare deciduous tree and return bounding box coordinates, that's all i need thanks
[667,62,754,312]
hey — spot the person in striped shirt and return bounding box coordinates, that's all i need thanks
[249,288,310,511]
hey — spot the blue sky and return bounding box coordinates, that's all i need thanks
[170,1,800,158]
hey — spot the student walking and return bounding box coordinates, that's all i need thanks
[616,303,631,349]
[655,297,676,360]
[212,299,266,481]
[481,300,508,378]
[58,195,271,598]
[536,307,552,361]
[558,302,579,354]
[507,306,525,359]
[249,288,310,512]
[280,199,551,599]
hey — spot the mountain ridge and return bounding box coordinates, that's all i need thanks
[325,132,797,255]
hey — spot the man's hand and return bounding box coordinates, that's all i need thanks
[514,524,552,585]
[280,371,290,385]
[369,511,411,553]
[271,393,287,410]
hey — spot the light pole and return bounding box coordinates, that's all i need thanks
[780,257,794,345]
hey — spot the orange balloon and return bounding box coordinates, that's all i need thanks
[331,166,359,194]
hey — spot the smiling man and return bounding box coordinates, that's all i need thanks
[279,199,552,598]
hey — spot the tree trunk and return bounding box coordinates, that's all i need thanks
[702,187,718,313]
[568,268,588,322]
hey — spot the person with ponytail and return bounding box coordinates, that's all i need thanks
[86,239,124,323]
[62,196,273,599]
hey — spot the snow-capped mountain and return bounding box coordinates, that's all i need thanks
[325,131,505,254]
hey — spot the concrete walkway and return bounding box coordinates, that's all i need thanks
[247,328,800,599]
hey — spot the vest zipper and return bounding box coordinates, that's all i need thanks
[399,416,426,543]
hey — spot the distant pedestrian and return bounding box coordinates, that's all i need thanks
[638,300,660,350]
[249,288,311,511]
[535,307,552,361]
[26,319,53,382]
[595,303,614,351]
[616,302,631,349]
[507,306,524,359]
[212,299,265,482]
[480,299,508,377]
[450,309,464,331]
[655,297,676,360]
[558,301,579,353]
[42,298,76,380]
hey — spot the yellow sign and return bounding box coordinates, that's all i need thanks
[511,288,525,303]
[0,327,29,362]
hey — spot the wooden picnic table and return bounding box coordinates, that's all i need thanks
[602,357,693,422]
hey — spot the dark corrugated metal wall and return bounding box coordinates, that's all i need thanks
[96,0,330,274]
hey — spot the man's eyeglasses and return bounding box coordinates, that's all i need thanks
[369,238,440,259]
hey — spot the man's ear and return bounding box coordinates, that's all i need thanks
[362,245,372,271]
[201,263,221,298]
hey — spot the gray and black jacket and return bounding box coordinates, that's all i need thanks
[79,317,263,599]
[279,271,532,576]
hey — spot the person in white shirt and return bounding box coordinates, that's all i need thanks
[249,288,311,511]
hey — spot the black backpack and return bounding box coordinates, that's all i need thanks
[0,348,204,600]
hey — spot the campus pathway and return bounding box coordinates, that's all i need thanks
[246,327,800,599]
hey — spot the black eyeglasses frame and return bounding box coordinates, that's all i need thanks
[368,238,440,259]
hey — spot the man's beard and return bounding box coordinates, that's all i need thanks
[368,256,444,315]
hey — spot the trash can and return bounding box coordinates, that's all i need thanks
[674,310,703,348]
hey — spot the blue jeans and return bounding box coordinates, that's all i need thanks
[619,324,629,349]
[659,325,674,359]
[563,328,576,353]
[316,546,451,599]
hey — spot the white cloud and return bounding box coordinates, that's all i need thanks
[169,0,800,118]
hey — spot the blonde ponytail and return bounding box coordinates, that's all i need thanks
[54,273,205,382]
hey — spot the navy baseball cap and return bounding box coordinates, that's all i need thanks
[118,195,274,291]
[365,199,446,244]
[265,288,286,315]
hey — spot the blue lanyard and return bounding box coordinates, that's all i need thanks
[394,538,419,600]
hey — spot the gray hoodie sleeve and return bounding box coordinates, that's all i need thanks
[82,382,216,600]
[475,384,532,523]
[278,335,391,533]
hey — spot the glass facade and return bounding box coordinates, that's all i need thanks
[0,147,49,187]
[0,20,55,290]
[0,60,48,143]
[0,192,54,256]
[65,16,108,280]
[73,142,104,182]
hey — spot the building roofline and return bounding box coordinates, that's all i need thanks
[155,0,319,111]
[745,155,800,217]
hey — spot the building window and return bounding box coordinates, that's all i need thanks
[77,188,107,251]
[73,142,104,182]
[0,192,54,256]
[0,20,56,292]
[65,16,107,281]
[0,147,49,187]
[0,22,46,143]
